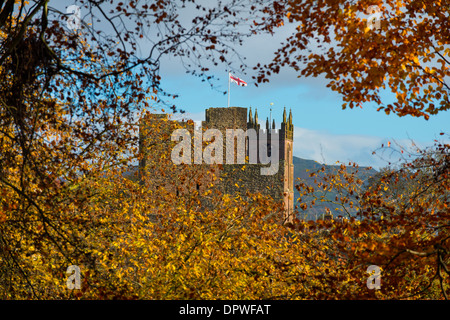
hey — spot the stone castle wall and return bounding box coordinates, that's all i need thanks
[139,106,294,220]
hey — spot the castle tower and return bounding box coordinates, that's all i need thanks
[140,106,295,223]
[203,106,294,221]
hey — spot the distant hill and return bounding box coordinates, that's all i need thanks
[293,156,378,220]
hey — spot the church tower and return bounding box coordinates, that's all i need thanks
[202,106,294,222]
[141,106,295,223]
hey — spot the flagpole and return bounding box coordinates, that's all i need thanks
[270,107,272,129]
[227,72,231,108]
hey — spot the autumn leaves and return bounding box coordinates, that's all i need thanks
[0,0,448,300]
[259,1,450,119]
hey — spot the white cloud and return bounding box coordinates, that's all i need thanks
[293,127,392,169]
[292,127,450,169]
[144,109,446,170]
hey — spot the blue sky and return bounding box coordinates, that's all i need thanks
[52,0,449,170]
[158,64,449,170]
[149,6,449,170]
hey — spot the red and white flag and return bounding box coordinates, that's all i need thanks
[229,73,247,86]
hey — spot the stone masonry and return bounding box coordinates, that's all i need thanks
[139,106,294,221]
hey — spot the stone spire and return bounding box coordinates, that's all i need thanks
[248,106,253,125]
[272,119,276,130]
[281,107,293,140]
[287,108,293,140]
